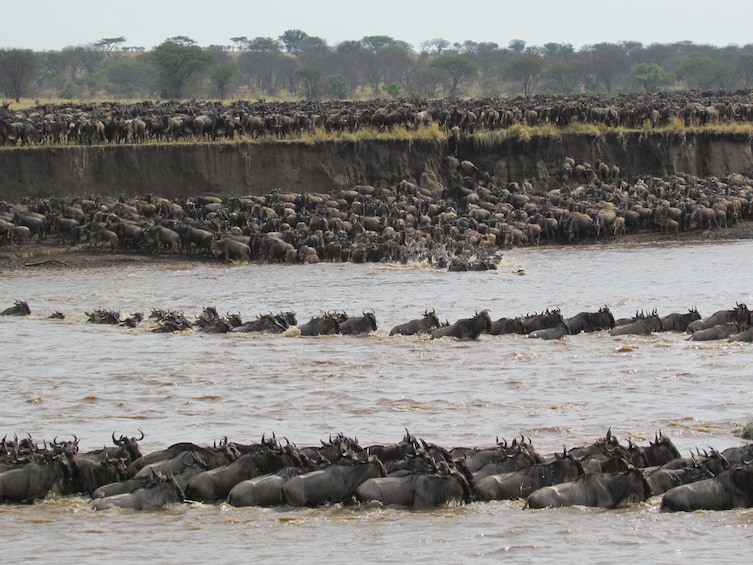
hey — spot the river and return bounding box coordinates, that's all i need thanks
[1,241,752,563]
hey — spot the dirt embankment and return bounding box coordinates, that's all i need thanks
[1,132,752,202]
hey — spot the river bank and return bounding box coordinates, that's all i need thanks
[1,131,752,201]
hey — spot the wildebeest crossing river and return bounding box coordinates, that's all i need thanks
[1,240,753,562]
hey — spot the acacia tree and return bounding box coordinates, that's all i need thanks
[95,37,127,56]
[0,49,41,102]
[430,54,478,97]
[151,36,211,98]
[279,29,309,55]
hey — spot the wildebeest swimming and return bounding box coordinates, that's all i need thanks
[2,428,751,513]
[5,300,753,343]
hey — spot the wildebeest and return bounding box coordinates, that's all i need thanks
[0,300,31,316]
[644,460,716,496]
[729,326,753,342]
[475,450,584,501]
[521,308,564,333]
[297,311,344,336]
[88,228,119,253]
[627,432,683,467]
[0,455,71,503]
[142,225,181,255]
[338,310,377,335]
[93,471,185,511]
[185,443,307,503]
[389,309,441,336]
[661,464,753,512]
[64,454,129,496]
[210,238,252,262]
[232,311,296,333]
[525,467,651,509]
[687,303,750,333]
[282,452,387,507]
[457,437,543,478]
[227,467,310,507]
[355,460,473,508]
[565,306,615,335]
[721,444,753,465]
[186,438,308,502]
[566,428,621,459]
[609,311,662,336]
[660,308,702,332]
[489,316,525,335]
[177,225,215,256]
[430,310,492,339]
[528,322,569,340]
[687,322,740,341]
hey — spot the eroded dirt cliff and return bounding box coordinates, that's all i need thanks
[1,132,752,202]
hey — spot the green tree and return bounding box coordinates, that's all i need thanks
[584,43,628,92]
[0,49,41,102]
[105,57,154,97]
[678,56,720,90]
[420,38,450,55]
[508,39,527,53]
[279,29,309,55]
[737,53,753,89]
[409,66,445,97]
[151,36,211,98]
[507,54,544,97]
[230,36,249,51]
[210,62,239,99]
[297,66,322,99]
[546,59,585,95]
[632,62,669,93]
[383,81,401,97]
[324,74,349,99]
[430,54,479,97]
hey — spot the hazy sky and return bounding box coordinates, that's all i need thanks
[4,0,752,51]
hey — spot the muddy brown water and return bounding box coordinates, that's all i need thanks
[1,241,753,562]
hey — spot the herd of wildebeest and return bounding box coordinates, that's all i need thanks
[2,297,752,341]
[0,300,753,342]
[1,160,752,267]
[1,426,752,513]
[1,91,753,146]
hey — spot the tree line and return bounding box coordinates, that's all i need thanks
[1,31,752,103]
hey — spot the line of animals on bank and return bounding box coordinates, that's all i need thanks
[3,300,753,342]
[1,428,752,513]
[1,167,752,268]
[2,91,753,146]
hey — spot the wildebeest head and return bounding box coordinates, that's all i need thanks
[112,429,145,462]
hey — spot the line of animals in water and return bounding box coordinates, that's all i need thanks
[1,429,752,512]
[2,300,753,342]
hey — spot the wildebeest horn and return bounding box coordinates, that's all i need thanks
[136,429,144,441]
[112,431,123,445]
[742,454,753,465]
